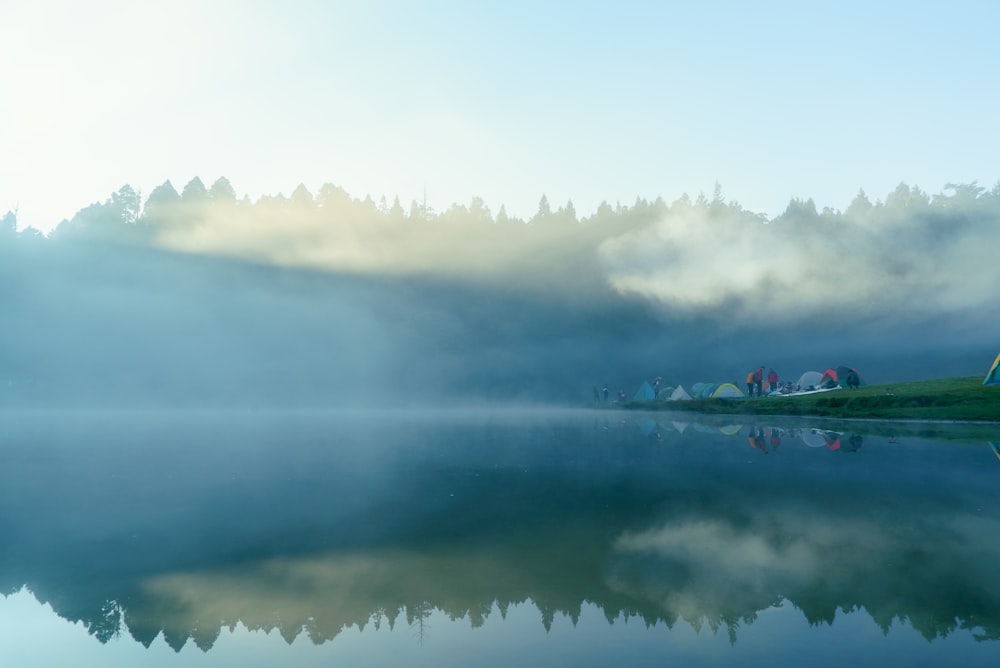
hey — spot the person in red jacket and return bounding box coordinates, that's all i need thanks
[767,368,779,394]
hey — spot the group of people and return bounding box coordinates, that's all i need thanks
[745,366,779,397]
[594,384,627,403]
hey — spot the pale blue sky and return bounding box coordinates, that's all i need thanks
[2,0,998,232]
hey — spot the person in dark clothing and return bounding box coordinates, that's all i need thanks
[755,366,764,397]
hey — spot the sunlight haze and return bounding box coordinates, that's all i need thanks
[2,0,998,232]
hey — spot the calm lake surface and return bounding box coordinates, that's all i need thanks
[1,408,998,667]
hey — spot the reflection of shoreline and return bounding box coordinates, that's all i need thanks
[624,411,1000,446]
[1,412,998,652]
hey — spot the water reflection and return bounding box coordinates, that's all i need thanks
[0,409,998,658]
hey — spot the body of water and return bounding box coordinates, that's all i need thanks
[0,408,997,666]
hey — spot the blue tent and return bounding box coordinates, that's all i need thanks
[984,354,1000,386]
[633,381,656,401]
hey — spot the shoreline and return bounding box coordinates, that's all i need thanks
[614,376,1000,424]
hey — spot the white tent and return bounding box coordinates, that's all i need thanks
[668,385,692,401]
[797,371,823,391]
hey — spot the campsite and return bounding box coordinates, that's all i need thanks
[617,372,1000,423]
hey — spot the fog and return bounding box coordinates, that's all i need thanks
[600,185,1000,324]
[1,180,996,407]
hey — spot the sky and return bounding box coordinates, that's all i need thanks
[2,0,999,233]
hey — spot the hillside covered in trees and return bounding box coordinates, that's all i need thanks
[1,179,997,406]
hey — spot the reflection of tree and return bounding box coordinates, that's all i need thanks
[87,599,123,644]
[3,417,999,653]
[408,601,432,645]
[24,487,999,652]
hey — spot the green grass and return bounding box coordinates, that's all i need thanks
[624,376,1000,423]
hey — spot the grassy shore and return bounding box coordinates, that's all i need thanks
[625,376,1000,423]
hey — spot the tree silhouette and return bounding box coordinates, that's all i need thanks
[1,209,15,237]
[532,194,552,225]
[109,185,141,225]
[844,188,873,219]
[141,180,181,228]
[291,183,315,209]
[181,177,209,203]
[209,177,237,202]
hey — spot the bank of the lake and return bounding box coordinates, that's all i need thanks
[623,376,1000,423]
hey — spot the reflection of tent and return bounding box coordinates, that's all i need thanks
[800,429,843,449]
[671,421,689,433]
[633,381,656,401]
[797,371,823,391]
[800,429,828,448]
[719,424,742,436]
[668,385,692,401]
[836,365,866,387]
[823,432,843,450]
[820,368,839,388]
[984,354,1000,386]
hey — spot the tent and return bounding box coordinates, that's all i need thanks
[984,354,1000,386]
[820,368,839,388]
[668,385,692,401]
[711,383,746,399]
[657,386,678,400]
[797,371,823,391]
[836,365,866,388]
[695,383,718,398]
[692,382,745,399]
[633,381,656,402]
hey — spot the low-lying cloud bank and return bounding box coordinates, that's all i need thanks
[599,184,1000,325]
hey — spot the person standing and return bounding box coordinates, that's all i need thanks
[746,370,756,397]
[755,366,764,397]
[767,368,778,394]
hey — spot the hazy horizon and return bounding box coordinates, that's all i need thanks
[3,1,998,233]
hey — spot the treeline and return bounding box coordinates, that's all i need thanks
[4,177,998,296]
[1,177,996,239]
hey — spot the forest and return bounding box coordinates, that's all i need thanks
[1,178,998,406]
